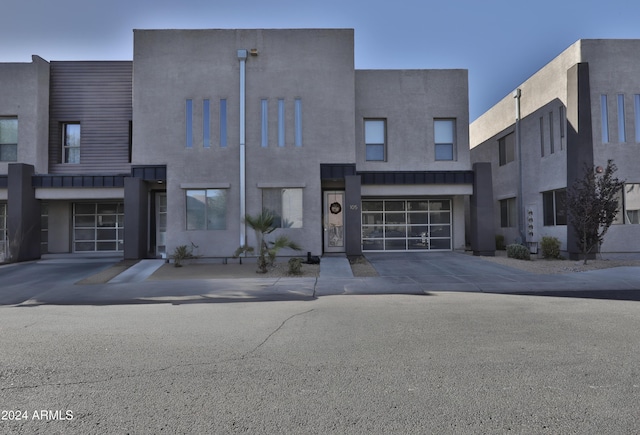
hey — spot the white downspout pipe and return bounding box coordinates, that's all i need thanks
[238,49,248,249]
[513,88,526,244]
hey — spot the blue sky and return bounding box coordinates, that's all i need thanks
[3,0,640,120]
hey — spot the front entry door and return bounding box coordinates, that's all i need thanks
[324,191,345,253]
[155,192,167,258]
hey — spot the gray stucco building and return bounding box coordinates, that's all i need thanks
[470,39,640,257]
[1,28,490,262]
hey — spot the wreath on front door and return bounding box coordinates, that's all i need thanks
[329,202,342,214]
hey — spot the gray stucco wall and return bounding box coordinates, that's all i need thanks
[0,56,50,175]
[581,40,640,252]
[133,29,356,257]
[355,69,470,172]
[471,39,640,255]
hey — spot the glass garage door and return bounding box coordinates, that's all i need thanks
[73,202,124,252]
[362,199,451,251]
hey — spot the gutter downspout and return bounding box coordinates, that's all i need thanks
[238,49,248,249]
[513,88,526,244]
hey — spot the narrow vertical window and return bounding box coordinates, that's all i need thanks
[601,94,609,143]
[539,117,545,157]
[498,132,514,166]
[203,99,210,148]
[548,111,554,154]
[617,94,626,142]
[185,99,193,148]
[559,106,565,150]
[364,119,386,161]
[434,119,455,160]
[63,122,81,163]
[261,99,268,148]
[219,99,227,148]
[635,95,640,143]
[278,99,285,147]
[294,98,302,147]
[0,117,18,162]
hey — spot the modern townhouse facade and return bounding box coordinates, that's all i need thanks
[470,39,640,258]
[1,28,492,263]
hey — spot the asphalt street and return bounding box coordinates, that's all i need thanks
[1,293,639,434]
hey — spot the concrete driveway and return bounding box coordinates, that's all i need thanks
[0,255,120,305]
[364,251,528,283]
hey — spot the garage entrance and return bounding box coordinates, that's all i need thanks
[361,199,451,251]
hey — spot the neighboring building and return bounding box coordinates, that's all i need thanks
[1,28,489,262]
[470,40,640,258]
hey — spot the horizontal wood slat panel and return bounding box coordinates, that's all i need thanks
[49,61,132,174]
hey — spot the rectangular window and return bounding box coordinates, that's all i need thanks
[261,99,268,147]
[185,99,193,148]
[601,94,609,143]
[618,94,626,142]
[262,188,303,228]
[559,106,565,140]
[203,99,210,148]
[186,189,227,230]
[539,116,545,157]
[500,197,516,228]
[542,189,567,226]
[63,123,81,163]
[616,183,640,224]
[549,111,554,154]
[128,120,133,162]
[364,119,385,161]
[219,99,227,147]
[635,95,640,143]
[0,117,18,162]
[278,99,285,147]
[498,132,515,166]
[434,119,455,161]
[294,98,302,147]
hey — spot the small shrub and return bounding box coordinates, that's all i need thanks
[171,244,196,267]
[540,236,562,259]
[495,234,505,250]
[288,257,303,275]
[506,243,530,260]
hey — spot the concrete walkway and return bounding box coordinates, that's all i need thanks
[319,255,353,278]
[3,251,640,306]
[108,259,165,283]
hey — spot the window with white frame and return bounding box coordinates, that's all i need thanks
[364,119,385,161]
[262,188,303,228]
[542,189,567,226]
[0,117,17,162]
[434,119,455,161]
[500,198,516,228]
[614,183,640,225]
[186,189,227,230]
[63,122,81,163]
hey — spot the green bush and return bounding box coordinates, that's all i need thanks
[495,234,505,250]
[506,243,530,260]
[540,236,562,259]
[288,257,303,275]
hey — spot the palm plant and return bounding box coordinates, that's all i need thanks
[236,209,301,273]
